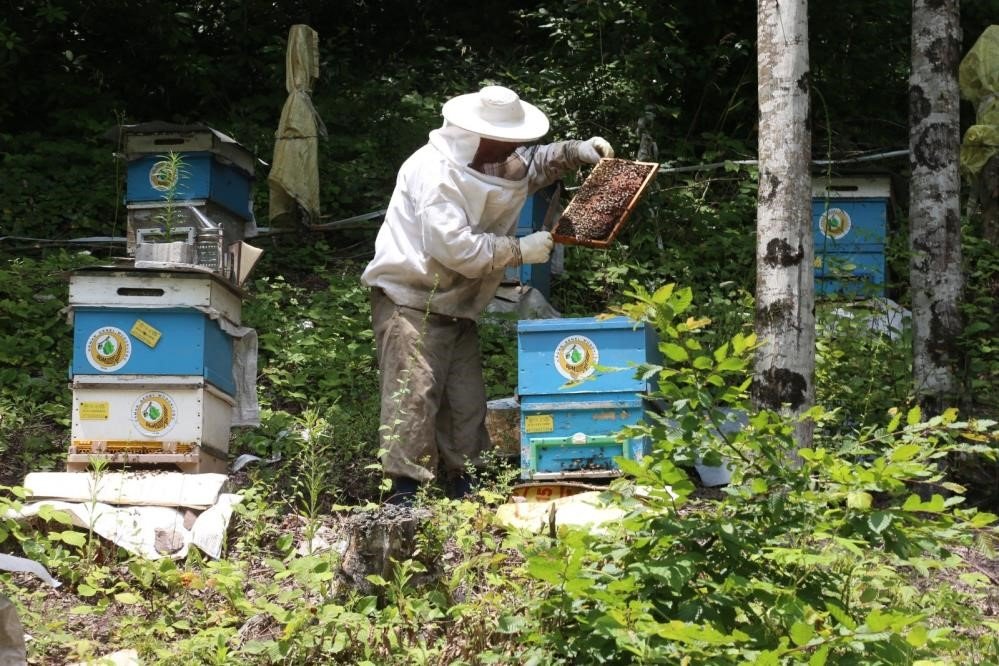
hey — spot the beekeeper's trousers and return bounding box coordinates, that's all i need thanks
[370,288,491,483]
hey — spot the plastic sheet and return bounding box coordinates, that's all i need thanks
[960,25,999,176]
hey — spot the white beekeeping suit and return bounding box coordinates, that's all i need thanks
[361,85,614,503]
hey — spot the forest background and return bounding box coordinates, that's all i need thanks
[1,1,999,664]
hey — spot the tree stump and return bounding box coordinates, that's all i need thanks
[338,505,432,595]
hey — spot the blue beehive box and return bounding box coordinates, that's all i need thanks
[517,316,659,480]
[71,308,236,397]
[126,152,254,221]
[504,185,560,297]
[110,122,257,223]
[812,176,890,297]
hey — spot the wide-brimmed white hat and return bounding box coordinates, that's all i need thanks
[441,85,550,142]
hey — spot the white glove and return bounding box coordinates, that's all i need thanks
[576,136,615,164]
[518,230,554,265]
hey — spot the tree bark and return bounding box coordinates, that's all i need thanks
[753,0,815,449]
[909,0,963,414]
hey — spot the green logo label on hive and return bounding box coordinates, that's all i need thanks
[85,327,131,372]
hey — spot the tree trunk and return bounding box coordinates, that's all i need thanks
[909,0,963,414]
[753,0,815,449]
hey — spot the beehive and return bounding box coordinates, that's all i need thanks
[110,123,258,285]
[71,308,236,396]
[65,267,245,474]
[503,183,561,297]
[517,316,659,480]
[68,267,243,325]
[812,176,891,297]
[125,152,254,222]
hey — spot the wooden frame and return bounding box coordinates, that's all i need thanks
[552,158,660,249]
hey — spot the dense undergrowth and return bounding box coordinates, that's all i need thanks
[0,166,997,664]
[1,2,998,659]
[0,253,996,663]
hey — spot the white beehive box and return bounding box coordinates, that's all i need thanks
[69,375,233,474]
[69,267,243,325]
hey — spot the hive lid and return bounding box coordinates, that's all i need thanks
[516,315,645,333]
[552,158,659,248]
[105,122,257,175]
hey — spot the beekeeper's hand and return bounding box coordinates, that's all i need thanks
[577,136,615,164]
[519,230,554,265]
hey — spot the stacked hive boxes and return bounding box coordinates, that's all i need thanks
[66,268,245,473]
[65,124,259,474]
[516,316,659,480]
[813,175,891,298]
[114,122,257,285]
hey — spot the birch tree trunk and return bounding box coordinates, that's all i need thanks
[909,0,963,413]
[754,0,815,449]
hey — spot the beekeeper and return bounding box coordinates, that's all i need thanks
[361,85,614,504]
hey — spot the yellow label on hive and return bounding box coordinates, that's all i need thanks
[78,401,109,420]
[525,414,555,434]
[130,319,162,348]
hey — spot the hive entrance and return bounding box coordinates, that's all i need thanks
[552,158,659,248]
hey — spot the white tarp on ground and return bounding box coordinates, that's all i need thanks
[495,490,631,534]
[10,472,241,560]
[24,472,228,509]
[11,496,240,561]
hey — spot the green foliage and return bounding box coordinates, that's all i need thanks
[814,302,914,426]
[0,252,97,405]
[552,164,758,357]
[960,229,999,413]
[479,312,519,400]
[0,133,123,240]
[237,258,382,501]
[243,257,377,414]
[0,3,996,663]
[149,151,190,239]
[518,285,999,664]
[0,250,100,478]
[518,1,757,156]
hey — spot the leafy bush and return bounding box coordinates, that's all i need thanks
[814,301,914,427]
[516,283,999,664]
[0,134,122,240]
[0,250,101,478]
[243,260,378,415]
[960,229,999,414]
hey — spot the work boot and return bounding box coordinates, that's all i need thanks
[386,477,420,506]
[446,474,475,500]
